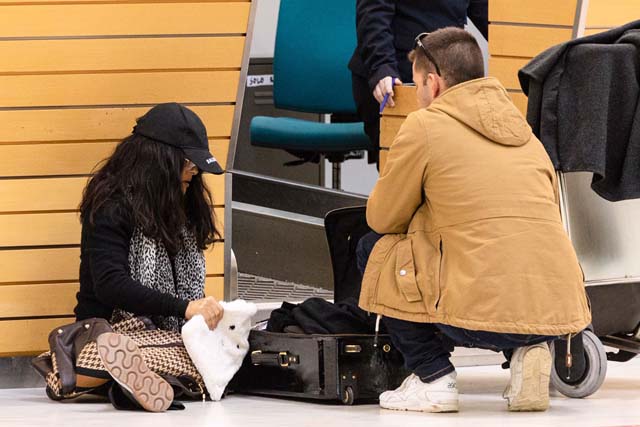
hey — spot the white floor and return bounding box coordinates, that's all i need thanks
[1,357,639,427]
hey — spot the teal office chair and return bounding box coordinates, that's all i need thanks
[250,0,372,190]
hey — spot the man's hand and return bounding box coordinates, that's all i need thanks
[373,76,403,106]
[185,296,224,330]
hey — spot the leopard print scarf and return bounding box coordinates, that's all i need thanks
[111,227,206,331]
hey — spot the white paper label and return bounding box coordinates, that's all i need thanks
[247,74,274,88]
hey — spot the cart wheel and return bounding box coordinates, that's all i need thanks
[341,386,355,405]
[550,330,607,398]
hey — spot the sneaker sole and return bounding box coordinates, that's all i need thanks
[97,332,173,412]
[508,346,551,412]
[380,401,459,413]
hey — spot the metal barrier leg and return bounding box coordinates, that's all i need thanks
[332,162,341,190]
[228,249,239,300]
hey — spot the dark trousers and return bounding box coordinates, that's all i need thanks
[356,231,553,383]
[351,73,381,163]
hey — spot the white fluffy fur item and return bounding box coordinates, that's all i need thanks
[181,299,257,401]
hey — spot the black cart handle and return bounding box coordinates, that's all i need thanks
[251,350,300,368]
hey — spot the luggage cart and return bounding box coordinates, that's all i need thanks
[550,172,640,398]
[325,179,639,400]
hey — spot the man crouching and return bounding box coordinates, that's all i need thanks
[357,27,591,413]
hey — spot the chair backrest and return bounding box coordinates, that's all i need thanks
[273,0,357,114]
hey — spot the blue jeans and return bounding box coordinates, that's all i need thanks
[356,231,553,383]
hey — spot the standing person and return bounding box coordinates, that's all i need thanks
[356,28,591,413]
[34,103,226,412]
[349,0,488,163]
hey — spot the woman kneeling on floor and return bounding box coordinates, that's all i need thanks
[32,103,242,412]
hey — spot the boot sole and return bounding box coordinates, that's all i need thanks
[508,346,551,412]
[97,332,173,412]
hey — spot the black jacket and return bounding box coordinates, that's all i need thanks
[348,0,487,90]
[74,202,189,322]
[519,21,640,202]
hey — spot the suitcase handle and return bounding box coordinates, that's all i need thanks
[251,350,299,368]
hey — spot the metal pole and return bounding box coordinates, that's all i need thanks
[332,162,341,190]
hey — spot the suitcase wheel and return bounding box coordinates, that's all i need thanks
[550,330,607,398]
[340,386,355,405]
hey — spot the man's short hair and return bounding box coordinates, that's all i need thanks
[409,27,484,87]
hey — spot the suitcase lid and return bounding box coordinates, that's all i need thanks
[323,206,370,303]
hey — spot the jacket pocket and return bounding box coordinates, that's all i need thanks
[395,238,422,302]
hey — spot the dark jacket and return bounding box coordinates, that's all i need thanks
[74,202,188,321]
[519,21,640,202]
[348,0,487,90]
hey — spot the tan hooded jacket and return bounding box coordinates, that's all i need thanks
[360,77,591,335]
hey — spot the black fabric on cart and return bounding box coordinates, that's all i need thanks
[519,21,640,202]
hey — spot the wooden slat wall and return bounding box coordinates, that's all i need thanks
[0,208,224,247]
[0,277,223,357]
[584,0,640,36]
[0,3,250,37]
[0,277,224,320]
[0,107,234,142]
[586,0,640,29]
[0,245,224,284]
[489,0,578,26]
[0,0,250,355]
[0,38,245,73]
[379,86,418,172]
[488,0,578,115]
[0,140,230,177]
[489,0,639,113]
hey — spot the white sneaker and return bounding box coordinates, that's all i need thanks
[379,372,459,413]
[504,342,552,411]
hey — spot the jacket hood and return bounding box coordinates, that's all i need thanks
[429,77,532,147]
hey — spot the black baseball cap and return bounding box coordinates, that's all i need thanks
[132,103,224,175]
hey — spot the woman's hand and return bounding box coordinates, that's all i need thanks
[185,296,224,330]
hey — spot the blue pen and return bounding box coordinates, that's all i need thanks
[379,77,396,114]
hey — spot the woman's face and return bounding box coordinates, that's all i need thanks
[181,159,199,194]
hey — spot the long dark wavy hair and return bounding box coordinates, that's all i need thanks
[80,134,220,254]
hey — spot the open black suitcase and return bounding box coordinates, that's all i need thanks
[230,206,409,404]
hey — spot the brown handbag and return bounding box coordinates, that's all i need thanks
[32,318,112,398]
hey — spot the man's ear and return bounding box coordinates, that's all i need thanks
[427,73,440,99]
